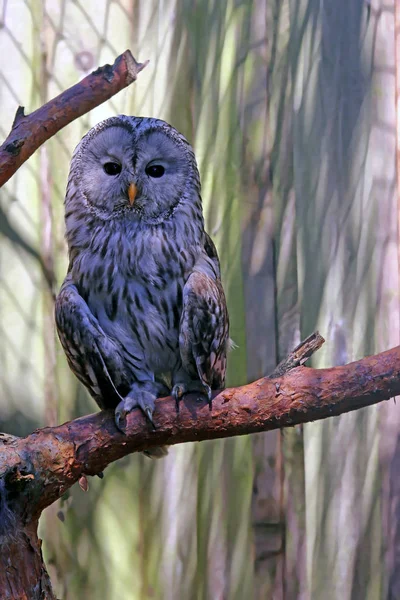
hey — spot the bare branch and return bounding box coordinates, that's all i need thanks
[0,50,148,187]
[1,340,399,523]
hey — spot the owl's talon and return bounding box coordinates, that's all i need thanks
[173,384,185,399]
[172,383,185,413]
[144,406,156,429]
[205,384,212,409]
[172,380,213,411]
[115,409,127,433]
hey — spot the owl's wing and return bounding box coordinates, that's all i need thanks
[179,238,229,391]
[55,276,127,409]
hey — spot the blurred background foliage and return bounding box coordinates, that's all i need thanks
[0,0,399,598]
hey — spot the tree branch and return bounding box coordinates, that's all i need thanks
[0,50,148,187]
[2,340,399,523]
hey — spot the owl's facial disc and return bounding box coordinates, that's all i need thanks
[77,121,195,223]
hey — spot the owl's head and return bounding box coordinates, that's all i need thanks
[67,116,201,224]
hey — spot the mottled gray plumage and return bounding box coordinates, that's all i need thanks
[55,116,229,439]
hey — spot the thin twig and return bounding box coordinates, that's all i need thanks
[268,331,325,378]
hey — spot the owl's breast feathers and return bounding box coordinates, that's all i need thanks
[57,223,229,410]
[67,208,204,372]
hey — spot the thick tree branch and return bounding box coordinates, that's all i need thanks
[1,341,399,525]
[0,50,148,187]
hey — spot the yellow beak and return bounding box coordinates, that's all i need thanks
[128,182,138,206]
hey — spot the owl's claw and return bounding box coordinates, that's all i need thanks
[115,407,127,433]
[172,383,185,413]
[172,380,212,411]
[144,406,156,429]
[115,403,155,431]
[115,386,158,432]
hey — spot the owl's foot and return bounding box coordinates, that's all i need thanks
[115,381,169,432]
[115,391,156,431]
[172,380,212,412]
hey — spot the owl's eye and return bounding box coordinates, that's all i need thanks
[145,164,165,178]
[103,162,122,176]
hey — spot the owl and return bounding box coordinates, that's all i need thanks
[55,116,230,435]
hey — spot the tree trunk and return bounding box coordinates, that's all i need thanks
[0,521,55,600]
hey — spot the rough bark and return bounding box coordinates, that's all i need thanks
[0,520,55,600]
[0,50,148,187]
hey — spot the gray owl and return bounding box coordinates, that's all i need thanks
[55,116,229,435]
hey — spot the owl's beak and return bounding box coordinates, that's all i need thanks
[128,182,138,206]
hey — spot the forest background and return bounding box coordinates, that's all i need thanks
[0,1,399,599]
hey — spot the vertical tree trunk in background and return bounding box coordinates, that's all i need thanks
[244,1,288,597]
[238,1,281,598]
[272,2,309,597]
